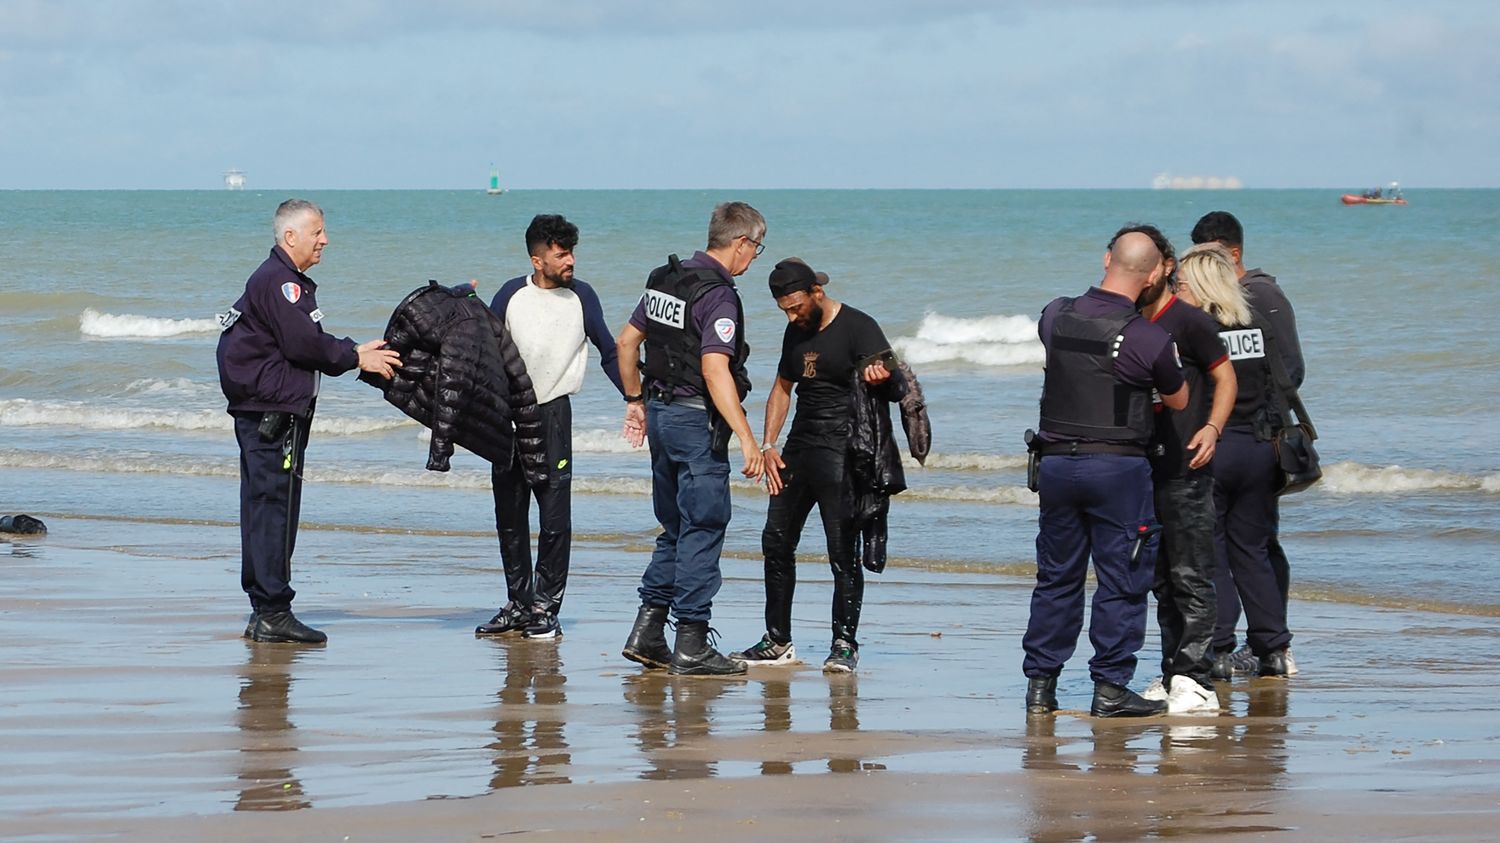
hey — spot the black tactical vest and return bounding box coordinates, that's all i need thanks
[1038,297,1154,444]
[1220,307,1274,435]
[640,254,751,399]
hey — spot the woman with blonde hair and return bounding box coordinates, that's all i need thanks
[1175,244,1251,327]
[1174,241,1294,679]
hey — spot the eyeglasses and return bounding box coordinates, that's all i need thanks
[744,235,765,257]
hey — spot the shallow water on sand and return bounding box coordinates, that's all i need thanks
[3,517,1499,830]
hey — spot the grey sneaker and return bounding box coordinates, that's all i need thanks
[822,639,859,674]
[731,634,798,665]
[522,611,562,640]
[475,602,529,636]
[1227,645,1260,674]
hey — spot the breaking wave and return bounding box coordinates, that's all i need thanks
[79,309,220,338]
[891,313,1044,368]
[0,399,412,435]
[1320,461,1500,495]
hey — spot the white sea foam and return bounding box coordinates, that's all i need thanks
[0,399,413,435]
[1320,461,1500,495]
[414,427,647,454]
[79,308,220,338]
[912,452,1027,471]
[123,377,217,398]
[891,313,1044,368]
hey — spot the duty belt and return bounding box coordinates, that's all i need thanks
[1037,441,1146,457]
[649,388,707,411]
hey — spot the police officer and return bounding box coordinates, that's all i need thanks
[615,201,767,676]
[1022,230,1187,718]
[1190,211,1303,677]
[217,199,400,644]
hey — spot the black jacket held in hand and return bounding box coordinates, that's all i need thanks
[847,367,909,574]
[361,282,546,482]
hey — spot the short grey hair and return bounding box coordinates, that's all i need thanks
[273,198,323,244]
[705,201,766,250]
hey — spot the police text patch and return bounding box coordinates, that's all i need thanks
[644,289,686,329]
[217,306,242,332]
[1219,328,1265,360]
[309,308,324,323]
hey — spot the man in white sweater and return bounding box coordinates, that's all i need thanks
[476,214,625,639]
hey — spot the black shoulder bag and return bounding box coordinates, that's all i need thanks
[1262,328,1321,496]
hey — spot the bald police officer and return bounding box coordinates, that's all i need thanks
[1022,230,1187,717]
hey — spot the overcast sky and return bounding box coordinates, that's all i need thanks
[2,0,1496,190]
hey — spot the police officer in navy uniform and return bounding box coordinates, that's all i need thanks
[1023,230,1188,718]
[1190,211,1303,678]
[217,199,400,644]
[615,201,767,676]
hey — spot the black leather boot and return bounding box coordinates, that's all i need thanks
[622,603,672,669]
[1090,681,1166,718]
[1259,648,1291,677]
[249,609,327,644]
[1025,675,1059,714]
[668,620,746,676]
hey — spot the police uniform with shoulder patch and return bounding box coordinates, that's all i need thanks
[217,245,359,635]
[1022,286,1184,701]
[625,251,751,627]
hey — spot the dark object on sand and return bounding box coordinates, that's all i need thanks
[0,514,47,535]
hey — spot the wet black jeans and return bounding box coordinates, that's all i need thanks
[1152,471,1218,685]
[760,443,863,649]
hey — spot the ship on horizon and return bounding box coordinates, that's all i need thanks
[1152,172,1242,190]
[223,169,246,190]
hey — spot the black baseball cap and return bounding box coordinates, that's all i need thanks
[767,257,830,298]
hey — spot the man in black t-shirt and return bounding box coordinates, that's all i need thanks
[730,258,905,674]
[1127,225,1237,714]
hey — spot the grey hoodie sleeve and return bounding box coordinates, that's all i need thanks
[1243,273,1304,388]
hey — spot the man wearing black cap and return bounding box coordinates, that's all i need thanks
[730,257,906,674]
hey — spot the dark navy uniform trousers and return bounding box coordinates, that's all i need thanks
[1212,427,1293,656]
[233,410,311,613]
[639,399,732,623]
[491,396,573,615]
[1023,453,1159,687]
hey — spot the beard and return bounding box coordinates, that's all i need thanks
[1136,277,1167,308]
[542,266,574,288]
[793,302,824,331]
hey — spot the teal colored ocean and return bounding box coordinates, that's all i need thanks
[2,189,1497,614]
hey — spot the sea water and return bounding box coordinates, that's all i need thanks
[2,189,1497,614]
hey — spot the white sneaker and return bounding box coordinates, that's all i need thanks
[1166,675,1220,715]
[1283,647,1299,675]
[1141,675,1168,701]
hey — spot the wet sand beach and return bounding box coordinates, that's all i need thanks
[3,515,1500,842]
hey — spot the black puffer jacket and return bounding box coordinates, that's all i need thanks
[361,282,546,483]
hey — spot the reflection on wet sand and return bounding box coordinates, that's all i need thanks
[826,675,863,773]
[623,673,736,781]
[486,640,571,789]
[1020,681,1291,841]
[234,643,311,812]
[759,676,794,776]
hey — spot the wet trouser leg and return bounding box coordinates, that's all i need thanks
[492,454,534,609]
[1212,429,1293,657]
[1023,454,1157,687]
[638,400,730,623]
[1152,472,1218,685]
[235,410,310,613]
[532,397,573,614]
[761,462,816,645]
[806,449,862,649]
